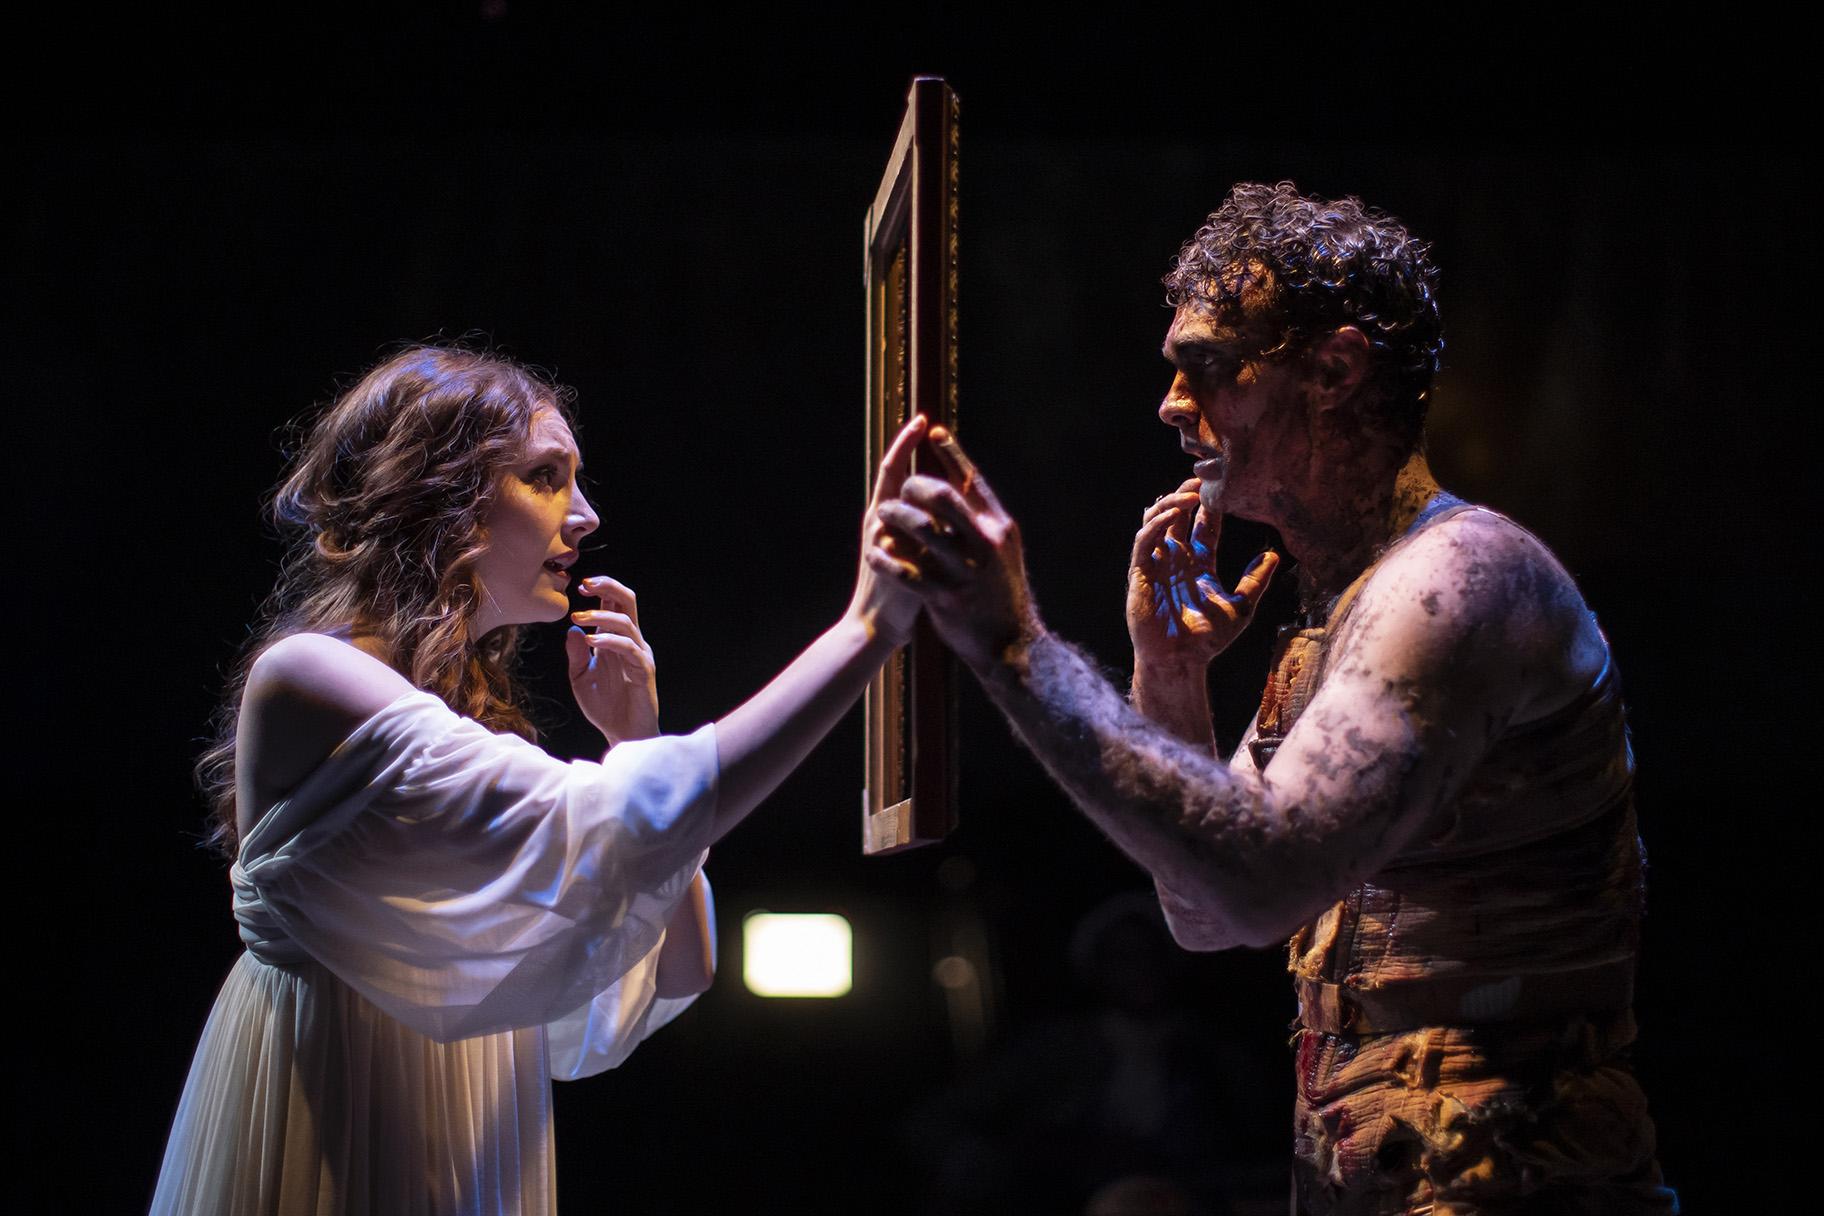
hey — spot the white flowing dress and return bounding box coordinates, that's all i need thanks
[150,688,719,1216]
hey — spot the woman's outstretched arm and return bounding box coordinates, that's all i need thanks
[245,416,929,853]
[706,415,926,837]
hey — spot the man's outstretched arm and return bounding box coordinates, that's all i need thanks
[871,434,1569,949]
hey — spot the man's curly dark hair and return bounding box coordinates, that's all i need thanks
[1164,182,1444,449]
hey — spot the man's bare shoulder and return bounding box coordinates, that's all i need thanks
[240,634,421,817]
[1339,508,1605,718]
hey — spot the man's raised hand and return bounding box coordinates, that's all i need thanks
[1127,479,1277,674]
[867,427,1040,670]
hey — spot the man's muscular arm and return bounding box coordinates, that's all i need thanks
[874,443,1578,950]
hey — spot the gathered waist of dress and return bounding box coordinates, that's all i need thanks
[230,860,310,967]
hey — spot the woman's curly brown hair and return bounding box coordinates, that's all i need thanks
[1164,181,1444,449]
[195,345,579,855]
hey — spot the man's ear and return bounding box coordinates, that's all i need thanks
[1309,326,1372,412]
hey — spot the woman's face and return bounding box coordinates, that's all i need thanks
[470,407,599,636]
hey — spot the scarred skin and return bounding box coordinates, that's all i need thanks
[871,303,1608,950]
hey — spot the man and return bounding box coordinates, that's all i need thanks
[869,183,1675,1214]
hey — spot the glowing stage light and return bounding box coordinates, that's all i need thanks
[741,912,853,998]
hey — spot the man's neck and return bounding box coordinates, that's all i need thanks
[1277,449,1443,614]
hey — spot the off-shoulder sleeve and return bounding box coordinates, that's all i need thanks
[235,690,717,1048]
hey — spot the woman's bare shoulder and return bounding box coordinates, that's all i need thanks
[249,633,418,719]
[240,634,422,811]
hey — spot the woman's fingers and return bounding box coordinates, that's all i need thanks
[571,609,646,648]
[564,624,593,676]
[872,414,929,509]
[580,575,639,626]
[589,635,652,685]
[585,631,647,661]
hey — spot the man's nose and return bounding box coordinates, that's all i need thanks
[1158,372,1197,429]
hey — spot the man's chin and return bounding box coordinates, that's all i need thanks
[1197,479,1226,516]
[1200,478,1268,524]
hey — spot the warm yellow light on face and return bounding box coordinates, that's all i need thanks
[742,912,853,998]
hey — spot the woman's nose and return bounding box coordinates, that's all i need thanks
[569,490,600,537]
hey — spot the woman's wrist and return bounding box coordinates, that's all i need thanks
[841,595,915,651]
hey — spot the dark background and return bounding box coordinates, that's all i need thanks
[11,6,1805,1211]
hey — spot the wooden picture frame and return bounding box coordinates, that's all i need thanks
[862,76,959,855]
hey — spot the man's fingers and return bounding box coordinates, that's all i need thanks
[928,426,1006,517]
[865,544,922,584]
[1191,503,1223,555]
[876,502,978,586]
[1167,501,1195,550]
[901,474,991,553]
[877,499,940,542]
[1231,549,1279,609]
[1131,507,1180,566]
[873,414,929,507]
[1141,489,1199,527]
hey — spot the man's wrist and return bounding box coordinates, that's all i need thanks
[1133,652,1210,686]
[968,609,1047,685]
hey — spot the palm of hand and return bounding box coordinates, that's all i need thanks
[565,577,661,746]
[573,650,659,745]
[1132,543,1237,646]
[1128,485,1276,668]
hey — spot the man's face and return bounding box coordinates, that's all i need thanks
[1157,300,1310,522]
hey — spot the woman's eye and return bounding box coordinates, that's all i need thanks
[531,466,560,488]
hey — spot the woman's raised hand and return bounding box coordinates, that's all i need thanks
[566,575,661,746]
[847,414,929,644]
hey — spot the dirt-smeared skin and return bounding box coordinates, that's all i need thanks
[874,230,1608,954]
[973,502,1607,952]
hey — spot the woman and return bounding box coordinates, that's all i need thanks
[151,346,927,1214]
